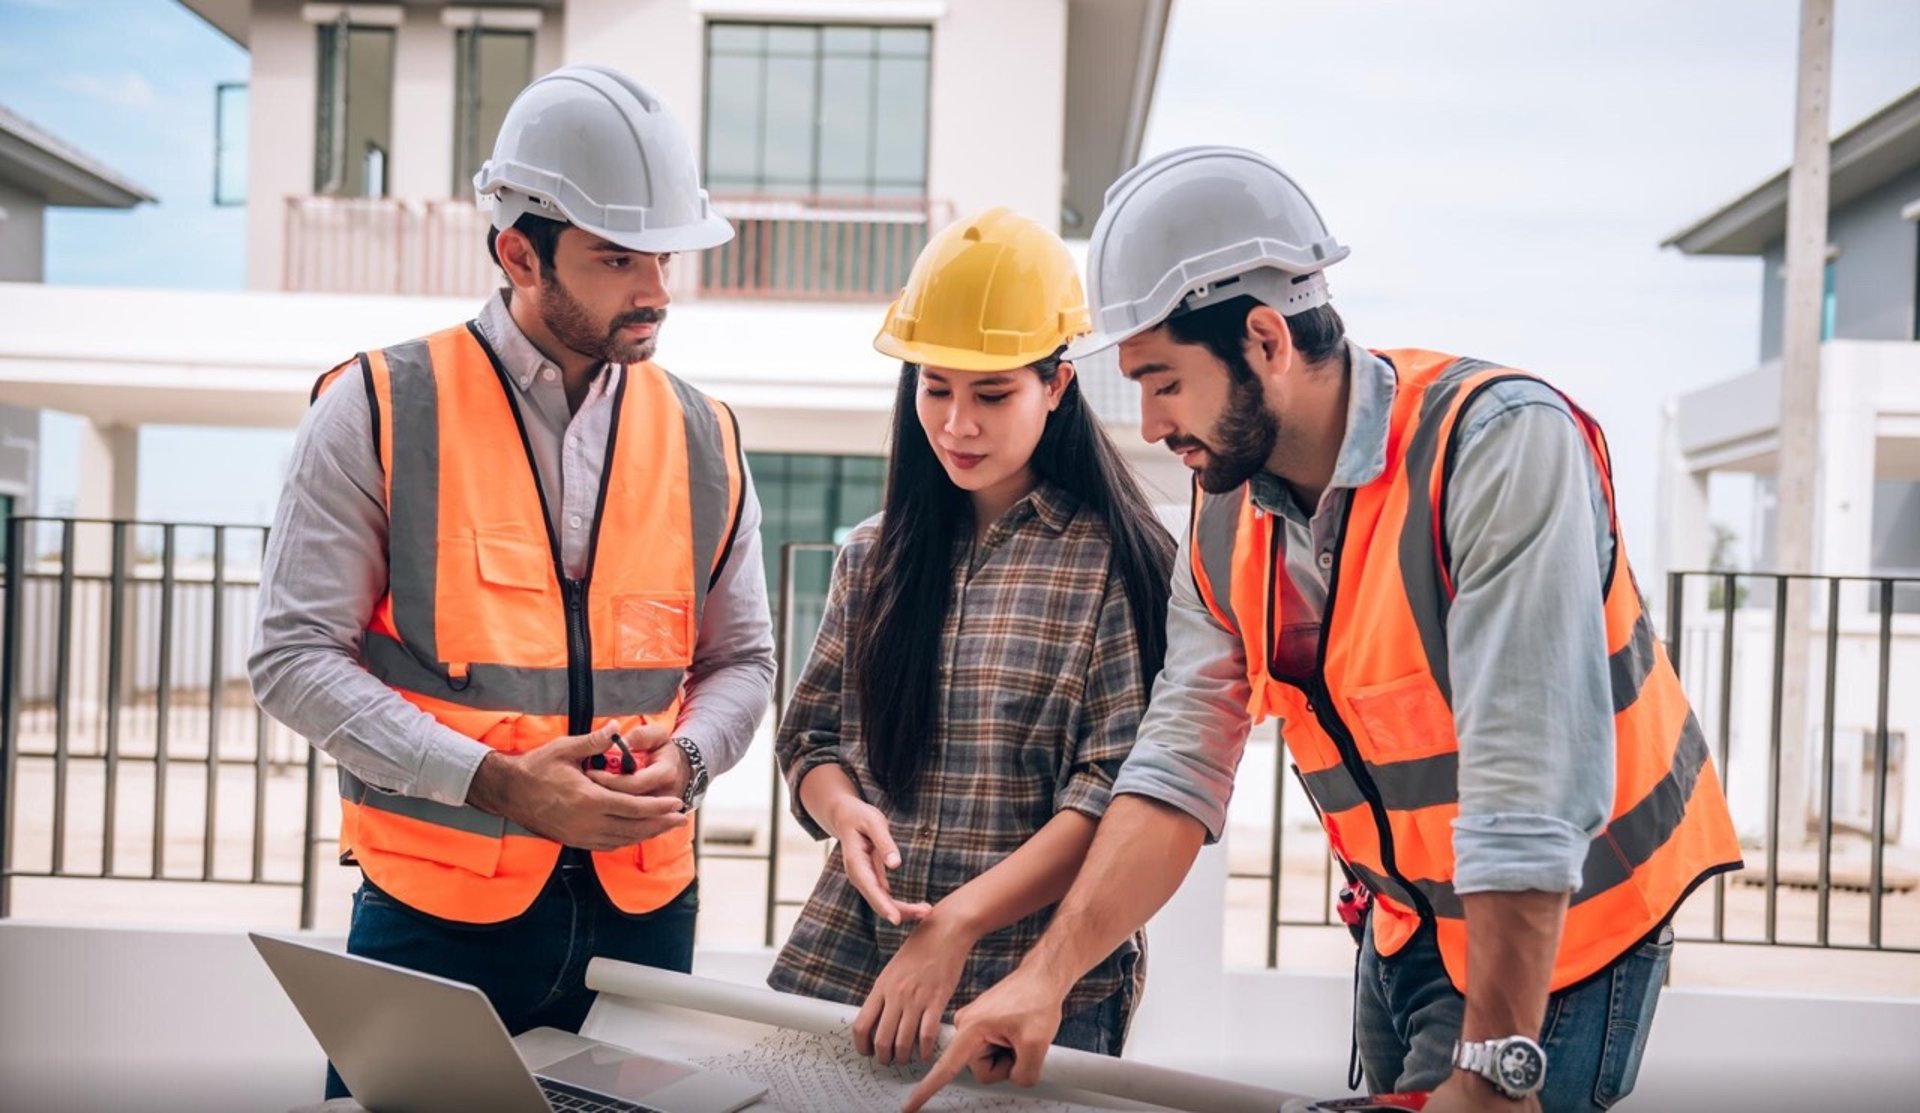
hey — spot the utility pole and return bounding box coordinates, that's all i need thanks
[1774,0,1833,847]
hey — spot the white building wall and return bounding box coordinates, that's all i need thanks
[389,6,456,202]
[925,0,1067,229]
[243,0,318,290]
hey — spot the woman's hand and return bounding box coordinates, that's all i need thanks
[826,796,933,927]
[853,914,973,1066]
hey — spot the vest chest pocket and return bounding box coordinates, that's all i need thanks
[615,592,696,668]
[1344,672,1458,762]
[472,533,553,591]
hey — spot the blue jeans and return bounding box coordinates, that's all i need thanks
[1052,989,1129,1057]
[323,854,698,1101]
[1354,921,1673,1111]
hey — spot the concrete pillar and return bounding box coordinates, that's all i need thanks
[73,420,139,574]
[1128,839,1229,1070]
[1653,400,1711,621]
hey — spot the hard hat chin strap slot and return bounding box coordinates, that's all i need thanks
[1174,267,1333,319]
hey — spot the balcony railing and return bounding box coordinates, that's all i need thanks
[282,194,951,301]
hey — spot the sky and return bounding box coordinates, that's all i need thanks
[3,0,1919,550]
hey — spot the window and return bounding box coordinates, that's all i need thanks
[314,21,396,196]
[1821,259,1836,341]
[704,22,931,198]
[213,82,247,206]
[748,453,885,681]
[452,27,534,197]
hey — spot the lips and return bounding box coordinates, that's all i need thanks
[950,452,985,471]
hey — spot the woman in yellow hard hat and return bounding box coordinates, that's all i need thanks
[767,208,1175,1064]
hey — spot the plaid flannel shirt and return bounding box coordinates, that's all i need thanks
[768,482,1151,1020]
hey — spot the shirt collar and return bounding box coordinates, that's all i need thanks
[474,289,617,398]
[1248,339,1395,511]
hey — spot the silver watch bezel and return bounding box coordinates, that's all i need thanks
[672,737,710,812]
[1452,1034,1546,1100]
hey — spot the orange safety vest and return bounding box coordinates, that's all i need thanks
[313,322,745,924]
[1189,349,1742,992]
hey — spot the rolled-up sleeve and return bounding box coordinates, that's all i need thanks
[1108,531,1254,842]
[1054,575,1150,820]
[773,537,863,841]
[1445,383,1616,895]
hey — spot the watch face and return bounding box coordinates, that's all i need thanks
[1495,1039,1545,1095]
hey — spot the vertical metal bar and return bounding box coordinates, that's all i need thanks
[1816,577,1839,945]
[300,746,321,930]
[102,521,128,876]
[0,516,25,917]
[152,525,175,878]
[1765,575,1788,944]
[252,690,268,882]
[767,541,797,950]
[204,529,226,881]
[1266,724,1283,968]
[1664,571,1684,668]
[1714,573,1736,942]
[1869,578,1893,948]
[51,521,75,876]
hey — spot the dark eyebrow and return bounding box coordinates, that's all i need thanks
[968,375,1016,389]
[1122,362,1174,383]
[588,239,634,253]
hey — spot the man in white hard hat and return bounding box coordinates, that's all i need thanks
[906,147,1740,1113]
[250,66,775,1099]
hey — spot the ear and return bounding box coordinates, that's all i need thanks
[495,227,544,293]
[1242,304,1297,381]
[1046,361,1076,411]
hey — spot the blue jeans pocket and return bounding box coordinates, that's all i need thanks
[1593,924,1673,1109]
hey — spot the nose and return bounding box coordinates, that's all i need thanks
[636,253,671,307]
[944,396,981,440]
[1139,396,1173,444]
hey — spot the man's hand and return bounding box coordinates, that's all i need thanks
[826,796,932,927]
[1421,1071,1541,1113]
[586,722,689,804]
[900,964,1066,1112]
[853,912,971,1066]
[465,722,689,850]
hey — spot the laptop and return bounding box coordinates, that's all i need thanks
[252,933,769,1113]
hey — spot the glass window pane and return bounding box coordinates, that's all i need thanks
[314,25,341,191]
[705,53,764,188]
[343,26,395,197]
[709,24,764,53]
[872,56,927,189]
[822,26,874,54]
[214,82,248,206]
[877,26,930,57]
[454,30,533,196]
[817,56,874,192]
[766,25,817,55]
[760,55,818,190]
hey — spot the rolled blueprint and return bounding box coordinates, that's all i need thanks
[586,958,1300,1113]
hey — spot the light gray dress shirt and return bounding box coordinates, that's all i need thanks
[250,292,776,807]
[1110,341,1618,895]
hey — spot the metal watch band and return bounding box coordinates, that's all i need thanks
[672,737,710,810]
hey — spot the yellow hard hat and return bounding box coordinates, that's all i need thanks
[874,207,1091,372]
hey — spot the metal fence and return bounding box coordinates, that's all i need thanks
[3,520,1914,960]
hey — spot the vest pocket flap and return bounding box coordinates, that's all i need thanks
[472,533,553,591]
[614,592,697,667]
[1345,672,1457,761]
[359,799,506,878]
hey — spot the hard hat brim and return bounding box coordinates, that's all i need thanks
[582,213,736,255]
[873,330,1070,373]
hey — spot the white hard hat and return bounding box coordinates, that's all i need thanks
[474,65,733,254]
[1067,146,1349,359]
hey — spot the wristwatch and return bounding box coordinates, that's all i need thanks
[1451,1035,1546,1100]
[671,737,710,813]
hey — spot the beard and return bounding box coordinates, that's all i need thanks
[538,272,666,365]
[1176,371,1278,493]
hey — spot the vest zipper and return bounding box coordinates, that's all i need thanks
[1275,496,1436,926]
[563,577,593,735]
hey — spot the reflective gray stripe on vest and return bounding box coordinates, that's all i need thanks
[1609,613,1659,716]
[1300,749,1460,815]
[661,369,733,627]
[1573,709,1714,906]
[1349,860,1464,921]
[338,767,540,839]
[362,631,685,715]
[384,340,440,663]
[1191,485,1246,634]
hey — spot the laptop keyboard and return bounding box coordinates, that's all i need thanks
[537,1077,669,1113]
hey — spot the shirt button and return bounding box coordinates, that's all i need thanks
[518,376,531,388]
[1318,552,1333,569]
[569,515,583,529]
[566,435,578,449]
[542,367,557,382]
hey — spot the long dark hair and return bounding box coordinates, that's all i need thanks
[852,353,1176,804]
